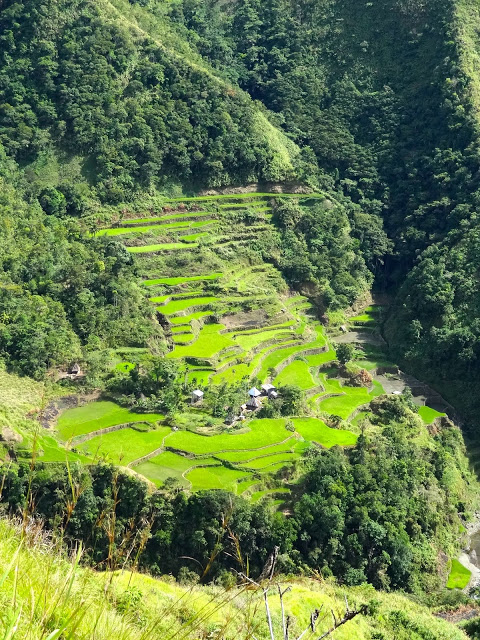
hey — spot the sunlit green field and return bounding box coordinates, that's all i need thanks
[446,558,471,589]
[418,405,446,424]
[185,465,251,492]
[293,418,357,447]
[165,419,290,455]
[168,324,235,359]
[274,359,316,390]
[57,401,164,440]
[144,273,222,286]
[78,426,171,465]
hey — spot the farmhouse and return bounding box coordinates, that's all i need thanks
[68,363,81,377]
[191,389,204,404]
[246,396,261,410]
[261,383,277,397]
[248,387,261,397]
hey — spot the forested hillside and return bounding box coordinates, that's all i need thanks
[0,0,306,202]
[0,144,161,378]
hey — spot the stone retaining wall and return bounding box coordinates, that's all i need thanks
[71,421,152,445]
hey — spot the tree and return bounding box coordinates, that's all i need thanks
[39,187,67,216]
[335,342,355,365]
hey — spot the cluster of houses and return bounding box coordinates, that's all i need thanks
[191,383,278,424]
[242,384,278,410]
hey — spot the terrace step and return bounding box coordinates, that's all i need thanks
[127,243,200,254]
[151,291,206,304]
[222,321,296,335]
[122,212,216,227]
[218,200,270,209]
[170,328,193,336]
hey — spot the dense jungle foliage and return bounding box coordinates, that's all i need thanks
[0,145,161,378]
[0,0,307,201]
[0,396,473,592]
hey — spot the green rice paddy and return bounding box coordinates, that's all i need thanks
[350,305,382,325]
[293,418,357,447]
[274,360,316,390]
[165,418,290,455]
[216,440,302,462]
[446,558,471,589]
[125,211,214,224]
[135,452,219,487]
[95,219,213,237]
[57,401,164,440]
[238,452,300,470]
[186,369,213,384]
[144,273,223,286]
[170,311,213,324]
[158,296,218,315]
[128,243,197,253]
[168,324,235,359]
[418,405,446,424]
[78,426,171,465]
[318,390,372,420]
[78,427,171,465]
[185,465,251,492]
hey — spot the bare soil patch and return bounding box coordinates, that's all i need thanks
[222,309,269,330]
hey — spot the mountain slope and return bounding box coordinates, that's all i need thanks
[0,0,305,203]
[0,517,470,640]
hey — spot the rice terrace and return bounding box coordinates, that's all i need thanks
[43,192,447,507]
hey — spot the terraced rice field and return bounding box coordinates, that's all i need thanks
[128,242,198,253]
[56,192,445,495]
[168,324,235,359]
[317,381,384,419]
[418,406,446,424]
[165,419,290,455]
[57,401,164,440]
[238,452,299,470]
[158,296,219,315]
[96,219,213,237]
[293,418,357,447]
[144,273,223,286]
[274,360,316,390]
[78,426,171,465]
[447,558,471,589]
[186,466,251,492]
[216,441,303,462]
[135,452,220,487]
[350,305,382,325]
